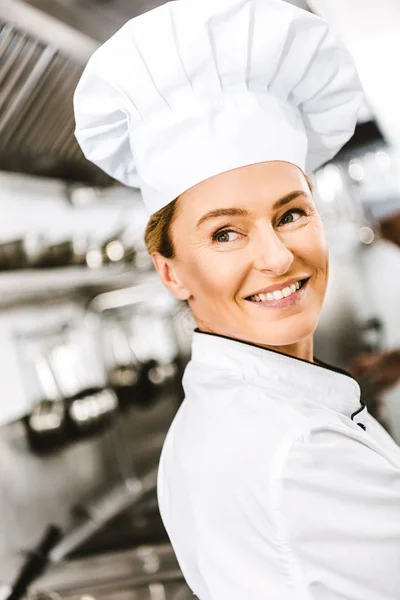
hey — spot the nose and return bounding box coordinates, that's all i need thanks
[252,228,294,275]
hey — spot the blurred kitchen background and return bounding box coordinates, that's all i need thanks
[1,0,400,598]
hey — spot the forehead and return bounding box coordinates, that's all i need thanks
[177,161,308,219]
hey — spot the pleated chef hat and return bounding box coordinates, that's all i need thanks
[74,0,363,215]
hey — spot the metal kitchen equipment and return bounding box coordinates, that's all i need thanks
[32,543,193,600]
[89,282,182,410]
[0,238,28,270]
[15,326,69,451]
[0,10,107,184]
[31,240,75,269]
[16,319,118,451]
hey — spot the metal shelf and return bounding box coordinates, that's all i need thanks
[0,265,148,308]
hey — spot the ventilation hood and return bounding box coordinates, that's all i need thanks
[0,0,110,184]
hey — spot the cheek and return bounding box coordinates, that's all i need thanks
[300,221,329,268]
[185,249,247,297]
[302,225,329,303]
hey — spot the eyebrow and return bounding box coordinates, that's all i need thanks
[196,190,309,229]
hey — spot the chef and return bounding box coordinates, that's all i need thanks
[73,0,400,598]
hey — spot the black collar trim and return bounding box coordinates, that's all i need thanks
[193,328,358,382]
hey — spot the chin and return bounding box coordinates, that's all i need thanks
[242,311,319,348]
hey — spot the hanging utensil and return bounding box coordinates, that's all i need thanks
[100,318,141,406]
[47,328,119,438]
[21,345,68,453]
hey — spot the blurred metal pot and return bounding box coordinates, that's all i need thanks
[21,348,68,452]
[33,240,74,268]
[0,238,28,270]
[66,387,118,435]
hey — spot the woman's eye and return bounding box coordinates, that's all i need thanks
[279,208,306,226]
[212,229,240,243]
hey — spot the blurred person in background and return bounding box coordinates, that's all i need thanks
[349,210,400,393]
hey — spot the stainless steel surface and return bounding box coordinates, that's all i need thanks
[49,470,157,563]
[0,0,98,62]
[0,18,109,184]
[1,282,186,584]
[0,393,179,586]
[0,267,139,310]
[34,544,192,600]
[0,44,57,139]
[87,282,164,314]
[0,230,137,272]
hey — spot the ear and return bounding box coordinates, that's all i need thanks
[151,252,191,301]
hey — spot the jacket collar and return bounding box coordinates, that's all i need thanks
[191,329,365,424]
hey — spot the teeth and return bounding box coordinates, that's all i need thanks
[249,279,305,303]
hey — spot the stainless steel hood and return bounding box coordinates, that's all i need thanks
[0,0,111,184]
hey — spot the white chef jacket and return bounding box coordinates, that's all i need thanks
[157,330,400,600]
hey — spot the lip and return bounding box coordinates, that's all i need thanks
[245,277,311,310]
[245,276,311,299]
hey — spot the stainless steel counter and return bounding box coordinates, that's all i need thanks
[0,391,181,588]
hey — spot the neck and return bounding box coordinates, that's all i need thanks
[195,323,314,364]
[260,336,314,363]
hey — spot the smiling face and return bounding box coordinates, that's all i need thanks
[152,161,329,359]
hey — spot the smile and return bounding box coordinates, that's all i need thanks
[246,278,310,306]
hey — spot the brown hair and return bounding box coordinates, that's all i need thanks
[144,172,314,259]
[144,197,179,259]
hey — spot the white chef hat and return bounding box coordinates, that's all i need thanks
[74,0,363,215]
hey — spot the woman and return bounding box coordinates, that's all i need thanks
[74,0,400,597]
